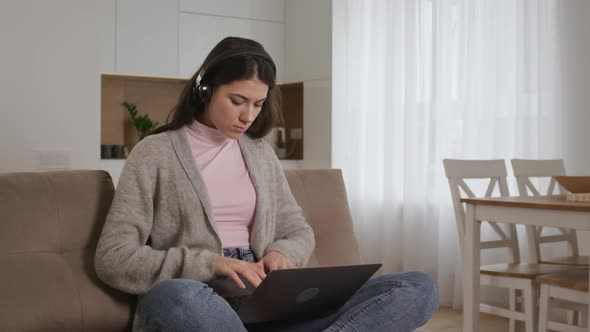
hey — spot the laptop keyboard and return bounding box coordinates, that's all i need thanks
[223,295,250,311]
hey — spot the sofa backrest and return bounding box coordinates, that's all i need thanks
[0,169,360,331]
[0,171,134,331]
[284,169,361,267]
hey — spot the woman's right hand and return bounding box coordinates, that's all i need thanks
[213,255,267,289]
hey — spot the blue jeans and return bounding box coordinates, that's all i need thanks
[140,249,439,332]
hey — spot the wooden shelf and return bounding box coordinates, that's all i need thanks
[101,73,304,160]
[279,82,304,159]
[101,73,186,152]
[101,72,189,83]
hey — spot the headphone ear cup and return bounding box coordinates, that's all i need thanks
[197,84,211,103]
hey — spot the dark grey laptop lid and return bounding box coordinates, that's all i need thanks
[237,263,382,324]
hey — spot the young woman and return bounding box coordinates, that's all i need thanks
[95,36,438,332]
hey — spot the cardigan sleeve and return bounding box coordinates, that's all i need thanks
[263,144,316,267]
[94,138,218,295]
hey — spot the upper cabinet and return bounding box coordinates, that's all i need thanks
[178,13,284,79]
[116,0,179,77]
[180,0,284,22]
[111,0,286,79]
[284,0,331,82]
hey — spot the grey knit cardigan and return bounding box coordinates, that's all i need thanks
[95,128,315,297]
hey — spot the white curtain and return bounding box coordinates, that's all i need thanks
[332,0,562,308]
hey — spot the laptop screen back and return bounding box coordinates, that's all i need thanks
[237,264,382,324]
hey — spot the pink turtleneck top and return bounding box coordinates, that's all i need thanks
[185,120,256,249]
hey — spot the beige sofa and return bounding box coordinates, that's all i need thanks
[0,169,361,331]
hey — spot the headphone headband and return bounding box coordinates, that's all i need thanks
[196,47,276,86]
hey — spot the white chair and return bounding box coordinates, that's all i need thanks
[511,159,588,266]
[537,269,589,332]
[443,159,574,332]
[511,159,589,330]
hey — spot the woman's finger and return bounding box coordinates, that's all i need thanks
[251,263,267,280]
[267,260,279,271]
[238,266,263,288]
[228,271,246,289]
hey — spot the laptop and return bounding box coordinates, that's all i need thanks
[206,263,382,324]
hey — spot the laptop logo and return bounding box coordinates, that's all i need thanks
[295,288,320,303]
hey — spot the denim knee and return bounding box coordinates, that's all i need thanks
[405,271,439,323]
[141,279,207,308]
[140,279,246,332]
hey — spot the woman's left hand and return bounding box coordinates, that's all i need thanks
[257,251,295,272]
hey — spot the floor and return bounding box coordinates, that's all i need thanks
[417,307,508,332]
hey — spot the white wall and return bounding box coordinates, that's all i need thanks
[284,0,332,169]
[560,0,590,254]
[101,0,116,73]
[0,0,101,172]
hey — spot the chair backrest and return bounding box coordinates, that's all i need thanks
[511,159,579,259]
[511,159,566,196]
[443,159,521,264]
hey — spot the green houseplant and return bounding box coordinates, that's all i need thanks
[122,101,159,140]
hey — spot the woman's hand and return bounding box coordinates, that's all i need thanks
[213,256,267,289]
[258,251,295,272]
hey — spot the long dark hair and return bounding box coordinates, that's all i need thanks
[152,37,282,138]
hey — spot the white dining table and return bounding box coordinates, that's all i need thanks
[461,195,590,332]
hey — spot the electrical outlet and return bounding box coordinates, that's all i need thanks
[55,149,71,168]
[290,128,303,140]
[36,148,71,170]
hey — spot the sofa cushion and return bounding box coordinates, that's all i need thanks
[0,171,134,331]
[0,169,361,331]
